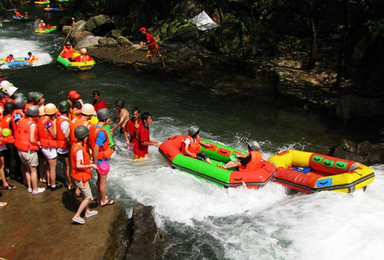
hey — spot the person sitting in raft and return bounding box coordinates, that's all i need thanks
[14,11,22,18]
[74,48,93,62]
[60,42,76,61]
[25,52,37,62]
[5,54,14,62]
[219,141,263,170]
[182,126,213,164]
[24,12,29,18]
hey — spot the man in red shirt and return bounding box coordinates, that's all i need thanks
[92,90,108,112]
[138,27,166,67]
[124,107,141,151]
[133,112,159,159]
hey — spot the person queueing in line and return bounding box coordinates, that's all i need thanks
[138,27,166,67]
[67,90,83,110]
[182,126,212,164]
[70,103,94,145]
[70,125,98,225]
[0,116,15,190]
[89,108,114,207]
[219,141,263,170]
[56,101,72,190]
[38,103,62,191]
[74,48,93,62]
[133,112,159,159]
[5,54,14,63]
[60,42,76,61]
[14,105,45,194]
[92,90,108,112]
[110,99,129,134]
[124,107,142,151]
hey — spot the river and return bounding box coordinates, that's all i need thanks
[1,6,383,260]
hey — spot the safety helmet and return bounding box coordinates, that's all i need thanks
[14,92,26,100]
[80,48,87,54]
[74,125,90,140]
[80,103,95,116]
[97,108,111,121]
[0,91,6,99]
[44,103,58,115]
[14,97,26,109]
[4,102,16,114]
[31,92,44,103]
[0,80,12,92]
[248,141,260,151]
[58,101,70,113]
[115,99,125,108]
[39,105,45,116]
[65,41,72,46]
[188,126,200,137]
[27,91,37,101]
[7,86,18,96]
[26,105,39,117]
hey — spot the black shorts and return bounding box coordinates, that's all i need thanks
[58,152,69,158]
[196,152,208,161]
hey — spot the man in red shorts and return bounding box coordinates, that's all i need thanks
[138,27,166,67]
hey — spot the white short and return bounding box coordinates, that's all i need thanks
[41,147,57,160]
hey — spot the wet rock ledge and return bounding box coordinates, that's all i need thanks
[0,182,163,259]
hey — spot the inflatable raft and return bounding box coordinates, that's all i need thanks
[1,57,38,69]
[159,135,276,188]
[35,1,50,4]
[57,53,95,71]
[44,7,63,12]
[35,26,57,33]
[268,150,375,193]
[12,16,31,21]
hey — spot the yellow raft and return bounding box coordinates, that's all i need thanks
[268,150,375,193]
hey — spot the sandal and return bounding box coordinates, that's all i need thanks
[72,217,85,225]
[2,184,16,190]
[85,210,98,218]
[100,199,115,207]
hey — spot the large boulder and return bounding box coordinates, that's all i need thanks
[125,203,164,260]
[76,35,102,49]
[116,36,133,46]
[329,139,384,165]
[85,15,114,36]
[72,31,93,46]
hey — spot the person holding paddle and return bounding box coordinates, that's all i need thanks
[138,27,166,67]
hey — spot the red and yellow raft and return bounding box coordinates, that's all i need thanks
[159,135,276,188]
[268,150,375,193]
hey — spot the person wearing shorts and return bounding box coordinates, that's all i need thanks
[138,27,166,67]
[14,105,45,195]
[71,125,98,225]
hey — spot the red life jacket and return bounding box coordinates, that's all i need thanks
[181,135,201,156]
[75,55,92,62]
[14,117,39,151]
[5,56,13,62]
[1,115,14,143]
[37,116,57,148]
[70,143,92,184]
[11,108,25,137]
[88,125,114,160]
[56,116,70,149]
[240,151,263,170]
[70,117,89,144]
[61,46,74,59]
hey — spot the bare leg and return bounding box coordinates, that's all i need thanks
[48,158,57,186]
[63,157,72,189]
[73,198,90,220]
[22,164,31,190]
[0,157,9,188]
[30,166,38,191]
[99,174,108,204]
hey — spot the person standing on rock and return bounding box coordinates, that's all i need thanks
[71,125,98,225]
[138,27,166,67]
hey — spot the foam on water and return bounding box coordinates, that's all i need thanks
[107,118,384,260]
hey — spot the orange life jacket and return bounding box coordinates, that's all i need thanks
[0,122,7,146]
[240,151,263,170]
[70,107,81,120]
[181,135,201,156]
[70,117,89,144]
[56,116,70,149]
[75,55,92,62]
[5,56,13,62]
[88,125,114,160]
[11,108,24,136]
[15,11,21,17]
[70,143,92,184]
[37,116,57,148]
[61,46,74,59]
[14,117,39,151]
[1,115,14,144]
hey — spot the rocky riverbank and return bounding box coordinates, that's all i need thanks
[0,180,164,260]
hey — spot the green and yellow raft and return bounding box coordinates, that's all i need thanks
[57,53,95,71]
[159,135,276,188]
[35,26,57,34]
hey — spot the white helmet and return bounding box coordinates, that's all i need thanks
[0,80,13,92]
[7,86,18,96]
